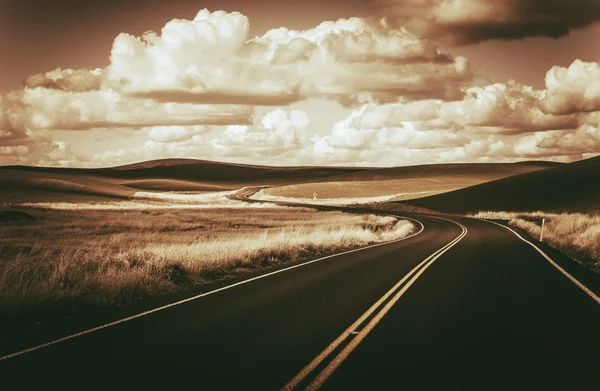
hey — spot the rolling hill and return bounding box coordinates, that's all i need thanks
[263,161,560,200]
[0,168,137,204]
[1,158,569,207]
[402,156,600,213]
[0,159,371,204]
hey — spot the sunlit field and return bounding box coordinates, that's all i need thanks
[252,189,403,205]
[259,162,554,202]
[472,211,600,273]
[0,205,414,317]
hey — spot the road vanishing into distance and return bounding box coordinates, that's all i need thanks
[1,188,600,390]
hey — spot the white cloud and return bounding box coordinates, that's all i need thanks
[106,9,472,105]
[0,64,255,165]
[542,60,600,115]
[88,108,313,167]
[0,91,76,166]
[355,82,579,132]
[25,68,103,92]
[5,8,600,168]
[209,109,311,157]
[21,87,254,130]
[537,125,600,154]
[148,125,210,143]
[309,78,600,165]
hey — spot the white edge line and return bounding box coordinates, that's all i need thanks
[0,213,425,362]
[480,218,600,305]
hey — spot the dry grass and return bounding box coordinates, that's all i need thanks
[252,189,404,205]
[261,162,553,201]
[262,179,469,201]
[0,207,414,315]
[472,211,600,273]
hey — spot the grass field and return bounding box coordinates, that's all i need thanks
[0,206,414,317]
[472,211,600,273]
[262,162,556,201]
[0,159,368,205]
[262,179,452,200]
[252,189,404,205]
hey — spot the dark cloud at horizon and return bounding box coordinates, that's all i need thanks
[377,0,600,45]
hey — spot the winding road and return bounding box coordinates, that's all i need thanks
[1,188,600,390]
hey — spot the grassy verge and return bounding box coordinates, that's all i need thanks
[472,211,600,273]
[0,206,414,317]
[358,201,437,214]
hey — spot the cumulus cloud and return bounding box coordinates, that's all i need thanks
[377,0,600,45]
[87,109,313,167]
[315,121,600,166]
[0,85,253,165]
[542,60,600,115]
[210,109,311,157]
[0,91,29,146]
[536,125,600,155]
[354,82,579,133]
[3,9,473,166]
[5,7,600,167]
[22,88,253,130]
[87,97,600,168]
[106,9,472,105]
[328,105,468,151]
[0,91,80,166]
[312,77,600,165]
[1,64,256,166]
[91,125,216,167]
[148,125,210,143]
[24,68,103,92]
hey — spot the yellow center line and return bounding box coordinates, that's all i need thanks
[282,217,468,391]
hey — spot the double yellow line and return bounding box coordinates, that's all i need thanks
[282,218,468,391]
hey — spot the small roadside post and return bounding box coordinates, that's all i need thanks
[540,218,545,242]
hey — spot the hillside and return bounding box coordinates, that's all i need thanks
[0,159,371,204]
[263,162,559,200]
[0,168,136,204]
[403,156,600,213]
[1,158,569,206]
[5,159,371,186]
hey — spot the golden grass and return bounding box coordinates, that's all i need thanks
[472,211,600,272]
[261,180,463,201]
[252,189,404,205]
[0,207,414,315]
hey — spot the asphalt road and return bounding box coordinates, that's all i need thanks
[1,190,599,390]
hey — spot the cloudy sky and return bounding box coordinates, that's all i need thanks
[2,0,600,167]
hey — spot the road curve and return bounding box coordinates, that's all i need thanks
[1,190,599,390]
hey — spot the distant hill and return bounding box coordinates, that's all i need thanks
[5,159,371,187]
[1,158,571,206]
[0,168,134,204]
[0,159,371,204]
[403,156,600,213]
[263,162,559,200]
[310,161,561,182]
